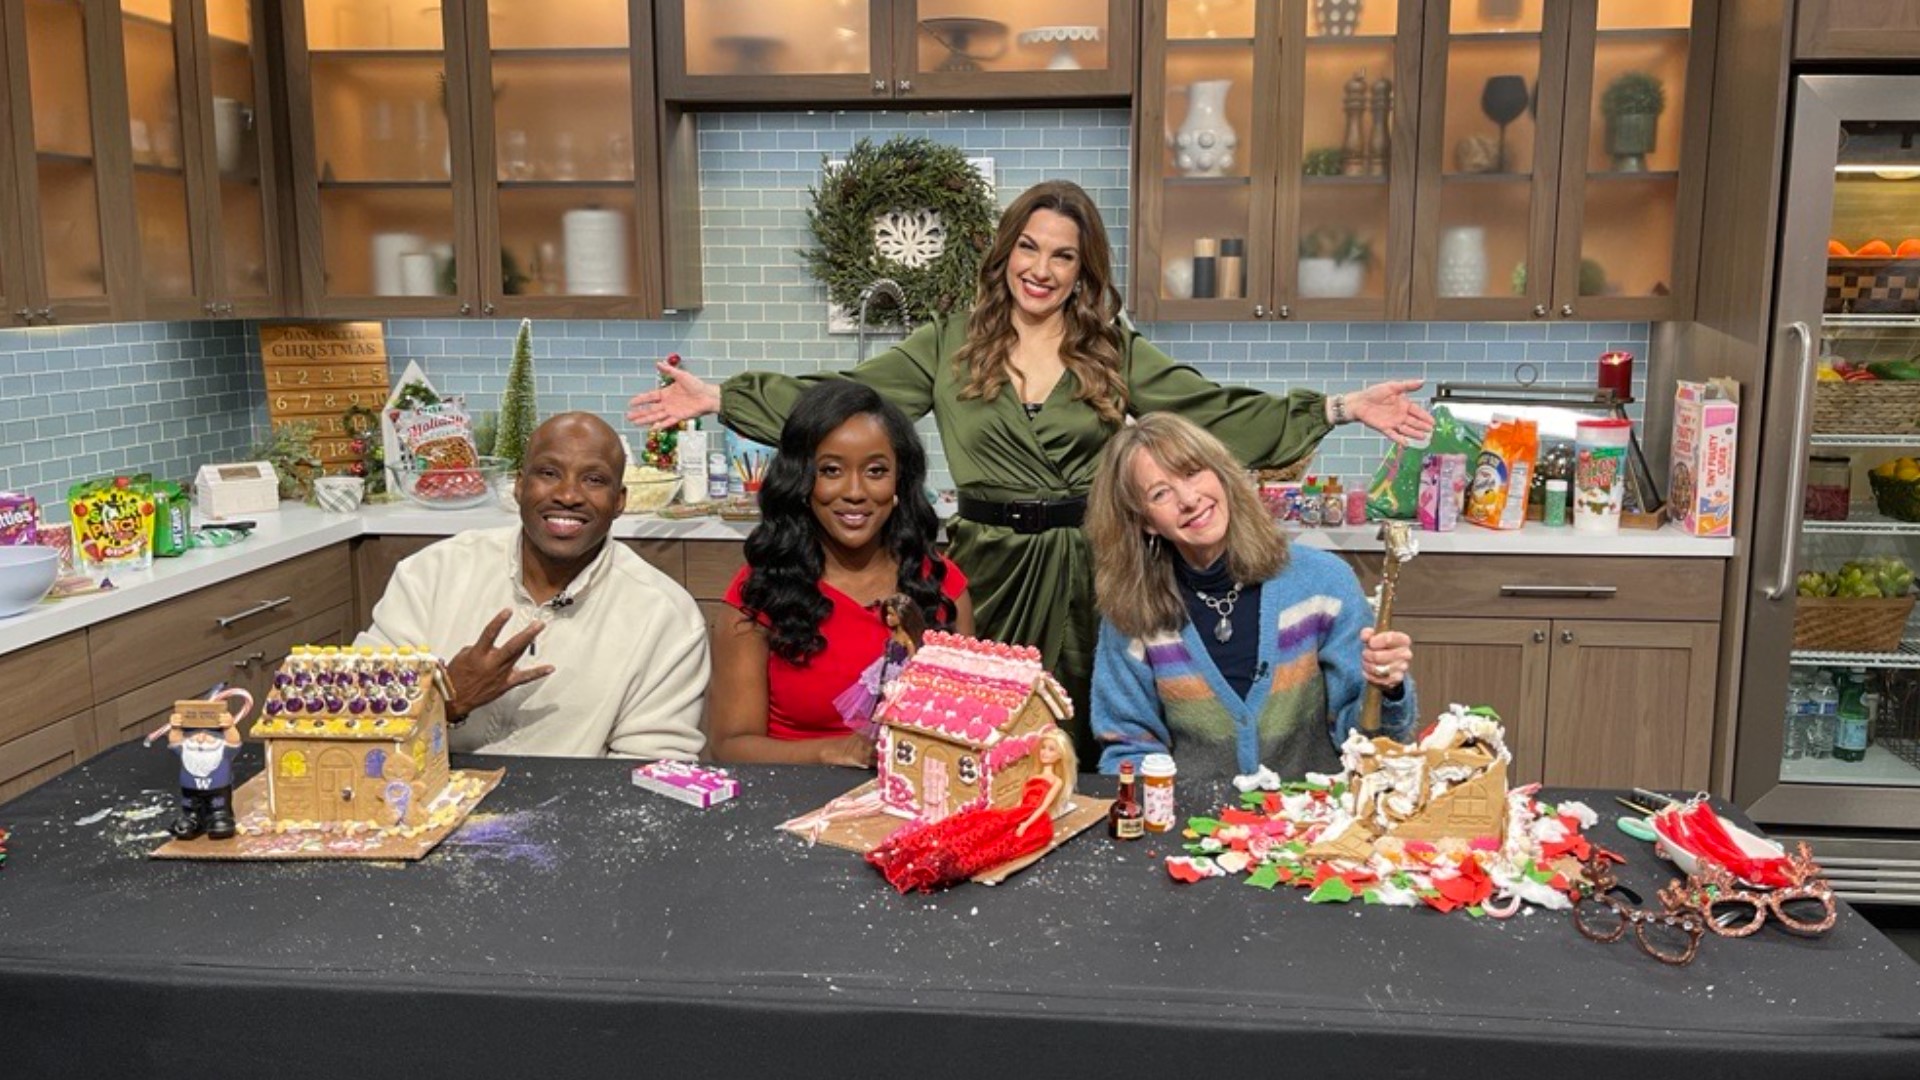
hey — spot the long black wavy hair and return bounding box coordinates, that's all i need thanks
[740,381,955,664]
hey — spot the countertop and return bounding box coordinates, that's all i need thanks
[0,501,1735,656]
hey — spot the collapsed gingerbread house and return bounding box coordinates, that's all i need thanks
[873,632,1074,824]
[250,644,453,827]
[1308,706,1510,862]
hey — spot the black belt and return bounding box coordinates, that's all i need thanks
[956,494,1087,534]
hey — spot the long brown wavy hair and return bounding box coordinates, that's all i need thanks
[1088,413,1288,640]
[953,180,1129,424]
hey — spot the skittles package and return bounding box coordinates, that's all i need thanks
[69,474,157,576]
[0,492,36,546]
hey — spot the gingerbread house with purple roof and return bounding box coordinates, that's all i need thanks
[873,632,1073,824]
[249,645,451,828]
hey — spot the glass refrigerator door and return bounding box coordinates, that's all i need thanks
[1740,76,1920,837]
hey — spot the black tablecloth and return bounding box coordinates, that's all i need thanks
[1,746,1917,1078]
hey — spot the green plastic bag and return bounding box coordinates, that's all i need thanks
[1366,405,1481,520]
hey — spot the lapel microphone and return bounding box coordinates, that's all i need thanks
[547,592,575,611]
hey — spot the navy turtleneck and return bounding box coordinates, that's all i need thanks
[1173,553,1260,700]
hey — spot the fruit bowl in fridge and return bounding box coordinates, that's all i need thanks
[395,456,511,510]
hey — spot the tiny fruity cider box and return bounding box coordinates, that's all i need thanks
[1670,380,1737,538]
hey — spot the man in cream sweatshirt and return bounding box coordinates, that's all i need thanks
[360,412,708,759]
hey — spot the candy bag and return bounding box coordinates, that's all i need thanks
[0,492,37,546]
[1464,417,1538,531]
[1366,406,1479,520]
[150,479,193,558]
[70,474,157,575]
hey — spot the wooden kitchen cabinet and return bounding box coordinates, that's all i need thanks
[0,632,97,803]
[281,0,693,318]
[1133,0,1424,322]
[111,0,287,320]
[657,0,1131,104]
[1796,0,1920,59]
[1356,553,1724,790]
[1411,0,1714,322]
[0,0,135,326]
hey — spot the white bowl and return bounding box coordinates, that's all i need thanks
[0,546,59,617]
[1650,805,1786,887]
[395,456,511,511]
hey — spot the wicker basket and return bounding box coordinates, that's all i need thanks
[1811,380,1920,435]
[1792,594,1916,653]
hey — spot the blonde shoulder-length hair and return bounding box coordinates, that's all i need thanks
[1087,412,1288,640]
[952,180,1129,425]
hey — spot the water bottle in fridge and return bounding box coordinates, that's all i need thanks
[1783,673,1809,761]
[1809,671,1839,760]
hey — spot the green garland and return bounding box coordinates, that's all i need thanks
[802,136,996,326]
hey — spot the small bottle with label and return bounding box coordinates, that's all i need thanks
[1321,477,1346,527]
[1299,477,1323,527]
[1108,761,1144,840]
[1835,667,1870,762]
[1140,752,1178,833]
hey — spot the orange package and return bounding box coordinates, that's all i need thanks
[1465,417,1538,531]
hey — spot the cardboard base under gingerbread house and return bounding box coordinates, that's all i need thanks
[151,768,502,861]
[1307,742,1509,864]
[782,779,1111,885]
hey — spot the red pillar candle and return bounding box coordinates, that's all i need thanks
[1597,351,1634,399]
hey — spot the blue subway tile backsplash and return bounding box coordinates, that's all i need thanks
[0,107,1647,509]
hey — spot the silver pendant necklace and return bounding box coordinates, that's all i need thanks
[1194,582,1244,644]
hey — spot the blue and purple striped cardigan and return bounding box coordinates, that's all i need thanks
[1091,546,1417,780]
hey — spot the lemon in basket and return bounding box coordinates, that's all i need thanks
[1870,458,1920,521]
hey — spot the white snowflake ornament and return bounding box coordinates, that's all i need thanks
[873,208,947,268]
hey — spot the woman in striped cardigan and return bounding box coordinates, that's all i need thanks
[1086,412,1417,780]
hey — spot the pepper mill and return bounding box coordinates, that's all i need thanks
[1342,70,1369,176]
[1368,76,1393,176]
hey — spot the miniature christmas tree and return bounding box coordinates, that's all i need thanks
[641,353,684,470]
[495,319,538,472]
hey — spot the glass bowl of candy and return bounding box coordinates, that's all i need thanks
[395,456,512,510]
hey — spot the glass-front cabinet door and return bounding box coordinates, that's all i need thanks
[195,0,283,317]
[898,0,1131,100]
[1135,0,1419,322]
[1277,0,1421,319]
[1548,0,1711,321]
[119,0,207,318]
[657,0,889,102]
[0,18,23,327]
[1411,0,1568,320]
[285,0,473,316]
[466,0,655,316]
[657,0,1130,103]
[1133,0,1274,321]
[14,0,120,323]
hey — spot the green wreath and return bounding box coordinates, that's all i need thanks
[802,136,997,327]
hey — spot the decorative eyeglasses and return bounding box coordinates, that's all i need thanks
[1571,855,1707,966]
[1659,844,1837,939]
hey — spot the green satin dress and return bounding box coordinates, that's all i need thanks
[720,314,1332,763]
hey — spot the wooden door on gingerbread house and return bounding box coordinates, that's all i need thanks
[316,748,357,823]
[275,749,316,820]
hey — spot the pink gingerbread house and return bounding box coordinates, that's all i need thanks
[873,632,1073,824]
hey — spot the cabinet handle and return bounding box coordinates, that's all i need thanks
[483,302,495,315]
[13,309,29,323]
[232,650,266,670]
[216,596,293,629]
[1499,584,1618,599]
[203,301,217,315]
[34,308,52,323]
[459,302,472,315]
[1278,304,1292,319]
[1764,322,1817,601]
[1532,304,1547,317]
[1532,630,1546,643]
[1560,303,1575,317]
[896,79,912,93]
[220,302,236,315]
[1253,304,1266,318]
[873,79,887,93]
[1561,629,1575,644]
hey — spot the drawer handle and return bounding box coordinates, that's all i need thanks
[1499,585,1619,599]
[232,650,266,670]
[217,596,293,629]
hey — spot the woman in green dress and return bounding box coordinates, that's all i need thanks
[628,180,1432,761]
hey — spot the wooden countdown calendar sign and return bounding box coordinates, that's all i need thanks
[258,322,392,471]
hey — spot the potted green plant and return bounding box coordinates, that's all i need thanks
[1297,228,1372,298]
[1600,71,1666,172]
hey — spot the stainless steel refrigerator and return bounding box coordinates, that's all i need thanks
[1739,74,1920,904]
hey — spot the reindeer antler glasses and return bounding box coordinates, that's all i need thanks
[1572,855,1707,966]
